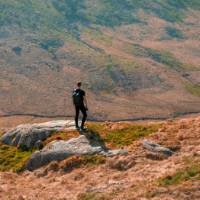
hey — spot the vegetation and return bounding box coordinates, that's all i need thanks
[0,143,34,172]
[165,27,185,39]
[78,192,108,200]
[185,82,200,97]
[159,157,200,186]
[83,28,113,46]
[87,122,161,147]
[1,0,200,32]
[131,44,195,72]
[40,38,64,52]
[0,0,198,92]
[0,131,4,137]
[62,155,106,172]
[78,192,97,200]
[0,0,65,32]
[43,130,80,146]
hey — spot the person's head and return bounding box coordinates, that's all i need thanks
[77,82,82,88]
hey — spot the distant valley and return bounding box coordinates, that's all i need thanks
[0,0,200,120]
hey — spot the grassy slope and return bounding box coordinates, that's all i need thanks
[1,0,200,30]
[0,0,200,119]
[0,0,64,31]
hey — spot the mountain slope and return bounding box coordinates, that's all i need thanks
[0,0,200,120]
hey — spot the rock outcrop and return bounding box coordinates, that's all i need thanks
[142,139,173,156]
[26,135,128,170]
[0,120,128,170]
[0,120,75,149]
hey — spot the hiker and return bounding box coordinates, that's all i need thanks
[72,82,88,131]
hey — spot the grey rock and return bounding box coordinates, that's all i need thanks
[101,149,128,157]
[0,120,75,149]
[142,139,173,156]
[26,135,104,170]
[43,135,103,154]
[26,135,128,171]
[35,140,43,149]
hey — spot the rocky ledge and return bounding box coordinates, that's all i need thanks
[0,120,75,149]
[0,120,128,170]
[26,135,128,170]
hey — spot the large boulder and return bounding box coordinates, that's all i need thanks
[26,135,128,170]
[0,120,75,149]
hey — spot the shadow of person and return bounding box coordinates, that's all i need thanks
[78,129,108,151]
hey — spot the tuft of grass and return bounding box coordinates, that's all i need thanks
[78,192,97,200]
[78,192,109,200]
[104,125,160,147]
[87,122,161,147]
[61,155,106,172]
[159,157,200,186]
[43,130,80,146]
[0,143,34,172]
[81,155,106,165]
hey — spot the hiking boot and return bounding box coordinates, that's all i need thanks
[75,126,80,130]
[80,127,88,132]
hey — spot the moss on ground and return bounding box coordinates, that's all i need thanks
[87,122,161,147]
[0,143,34,172]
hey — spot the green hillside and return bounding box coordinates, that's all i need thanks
[0,0,200,120]
[1,0,200,31]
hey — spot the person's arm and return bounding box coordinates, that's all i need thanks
[83,96,88,110]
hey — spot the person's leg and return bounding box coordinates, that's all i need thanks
[80,105,87,128]
[75,106,80,128]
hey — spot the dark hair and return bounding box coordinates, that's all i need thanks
[77,82,82,87]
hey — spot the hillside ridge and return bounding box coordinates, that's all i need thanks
[0,0,200,119]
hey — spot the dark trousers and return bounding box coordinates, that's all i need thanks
[75,104,87,128]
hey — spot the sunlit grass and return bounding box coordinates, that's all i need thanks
[87,122,161,147]
[0,143,34,172]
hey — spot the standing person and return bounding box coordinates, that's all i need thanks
[72,82,88,131]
